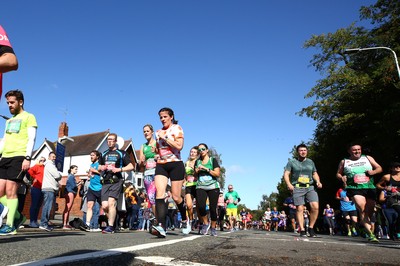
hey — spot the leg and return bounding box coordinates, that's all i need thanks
[154,175,168,228]
[5,180,20,226]
[352,195,372,234]
[86,201,94,225]
[309,201,319,229]
[107,197,117,227]
[296,205,305,231]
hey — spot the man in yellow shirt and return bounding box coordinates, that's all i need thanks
[0,90,37,235]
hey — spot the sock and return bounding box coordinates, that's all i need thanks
[155,199,167,228]
[6,198,20,227]
[176,199,187,222]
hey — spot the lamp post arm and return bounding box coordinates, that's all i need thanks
[346,47,400,80]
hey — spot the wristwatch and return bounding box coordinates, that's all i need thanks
[25,156,32,161]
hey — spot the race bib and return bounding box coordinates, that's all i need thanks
[297,175,310,184]
[354,173,370,184]
[6,119,22,133]
[187,175,195,183]
[106,162,116,170]
[159,147,173,158]
[145,158,156,169]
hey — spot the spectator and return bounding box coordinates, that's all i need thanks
[27,157,46,228]
[39,152,62,232]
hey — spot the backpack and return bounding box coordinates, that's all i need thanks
[69,217,85,229]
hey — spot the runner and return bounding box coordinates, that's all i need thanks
[283,143,323,238]
[224,184,240,232]
[184,146,199,230]
[151,108,190,238]
[336,143,382,243]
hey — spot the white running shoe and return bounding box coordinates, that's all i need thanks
[181,220,191,235]
[0,205,9,228]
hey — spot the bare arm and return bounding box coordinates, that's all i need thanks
[0,52,18,72]
[283,171,294,191]
[336,160,347,184]
[376,174,390,191]
[313,171,322,188]
[366,155,382,175]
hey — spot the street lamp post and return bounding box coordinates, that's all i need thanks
[344,46,400,80]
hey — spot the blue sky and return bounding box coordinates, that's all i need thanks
[1,0,376,210]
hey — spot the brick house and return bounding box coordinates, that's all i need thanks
[22,122,142,220]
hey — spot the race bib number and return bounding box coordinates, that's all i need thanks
[145,158,156,169]
[106,162,116,170]
[6,119,22,133]
[159,147,173,158]
[354,173,370,184]
[187,175,195,183]
[297,175,310,184]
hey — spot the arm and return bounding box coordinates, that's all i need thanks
[22,126,37,171]
[164,135,184,151]
[336,160,347,184]
[366,155,383,175]
[283,170,294,191]
[376,174,390,191]
[139,144,145,166]
[313,171,322,188]
[0,51,18,72]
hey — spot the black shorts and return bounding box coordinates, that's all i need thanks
[87,188,102,204]
[346,188,376,201]
[342,210,357,218]
[155,161,185,181]
[101,179,123,201]
[185,185,197,197]
[0,156,25,182]
[288,211,296,220]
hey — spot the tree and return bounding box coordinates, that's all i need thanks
[298,0,400,208]
[209,146,226,189]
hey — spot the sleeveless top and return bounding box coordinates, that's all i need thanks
[343,155,374,189]
[196,157,220,190]
[143,142,156,176]
[185,160,197,187]
[386,175,400,207]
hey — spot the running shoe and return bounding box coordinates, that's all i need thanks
[181,220,191,235]
[0,205,8,227]
[90,228,102,232]
[0,204,8,227]
[201,224,210,235]
[29,221,39,228]
[14,215,26,230]
[0,225,16,235]
[80,223,91,232]
[62,225,73,230]
[347,230,352,237]
[210,228,217,237]
[102,226,115,234]
[308,227,317,237]
[352,227,358,236]
[151,225,166,238]
[300,230,308,237]
[39,225,54,232]
[368,234,379,243]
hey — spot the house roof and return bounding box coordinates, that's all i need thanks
[61,130,109,156]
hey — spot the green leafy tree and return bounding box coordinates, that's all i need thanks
[208,146,226,189]
[298,0,400,208]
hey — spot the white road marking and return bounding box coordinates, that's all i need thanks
[135,256,215,265]
[11,235,203,266]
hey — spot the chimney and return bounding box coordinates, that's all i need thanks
[58,122,69,138]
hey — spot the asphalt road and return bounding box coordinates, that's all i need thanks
[2,225,399,266]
